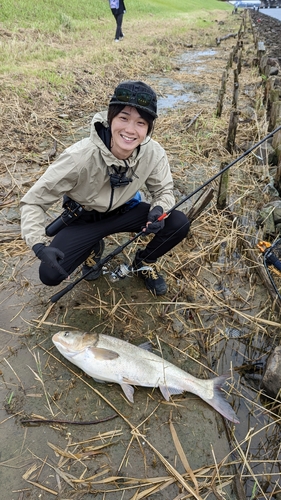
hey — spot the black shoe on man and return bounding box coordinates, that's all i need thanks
[132,249,167,296]
[82,240,105,280]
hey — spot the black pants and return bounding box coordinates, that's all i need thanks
[39,202,190,286]
[112,12,123,39]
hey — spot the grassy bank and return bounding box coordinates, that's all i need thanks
[0,0,232,98]
[1,0,231,30]
[0,0,236,178]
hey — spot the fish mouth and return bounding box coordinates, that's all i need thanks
[52,332,62,343]
[52,331,79,349]
[53,339,84,357]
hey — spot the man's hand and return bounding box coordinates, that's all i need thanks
[33,243,68,278]
[143,206,165,234]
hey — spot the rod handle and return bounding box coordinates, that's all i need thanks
[157,212,168,221]
[50,282,75,303]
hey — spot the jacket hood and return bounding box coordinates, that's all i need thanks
[90,110,109,135]
[90,110,111,155]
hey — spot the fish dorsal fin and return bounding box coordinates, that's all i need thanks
[120,383,135,403]
[87,347,119,360]
[159,385,184,401]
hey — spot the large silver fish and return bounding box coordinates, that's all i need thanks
[52,331,239,423]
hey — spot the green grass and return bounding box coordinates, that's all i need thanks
[0,0,109,28]
[0,0,233,92]
[135,0,230,15]
[1,0,231,31]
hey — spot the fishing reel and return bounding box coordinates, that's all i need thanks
[108,262,155,282]
[109,263,132,282]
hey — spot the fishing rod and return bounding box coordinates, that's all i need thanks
[50,228,147,302]
[157,124,281,220]
[50,125,281,303]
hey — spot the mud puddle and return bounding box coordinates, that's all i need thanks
[150,48,218,113]
[175,48,218,73]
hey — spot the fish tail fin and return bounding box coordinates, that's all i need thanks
[202,374,239,424]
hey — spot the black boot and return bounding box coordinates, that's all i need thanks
[82,240,105,280]
[132,249,167,296]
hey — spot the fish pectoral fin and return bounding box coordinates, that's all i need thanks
[159,385,184,401]
[92,378,106,383]
[138,341,153,351]
[122,376,137,384]
[87,347,119,360]
[120,383,135,403]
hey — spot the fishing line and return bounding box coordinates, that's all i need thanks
[123,125,281,267]
[49,125,281,302]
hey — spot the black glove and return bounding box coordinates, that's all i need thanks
[33,243,68,278]
[144,206,165,234]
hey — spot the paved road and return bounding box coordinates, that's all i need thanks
[259,7,281,20]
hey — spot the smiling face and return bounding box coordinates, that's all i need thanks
[110,106,149,160]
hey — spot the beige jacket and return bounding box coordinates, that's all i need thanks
[20,111,175,248]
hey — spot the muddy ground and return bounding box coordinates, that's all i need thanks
[0,9,281,500]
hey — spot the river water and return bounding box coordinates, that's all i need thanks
[259,7,281,20]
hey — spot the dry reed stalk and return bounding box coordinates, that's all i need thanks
[24,448,77,490]
[3,357,25,391]
[169,416,200,496]
[27,350,54,416]
[69,429,123,448]
[0,411,24,425]
[36,303,56,328]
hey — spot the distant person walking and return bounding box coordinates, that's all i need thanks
[109,0,126,42]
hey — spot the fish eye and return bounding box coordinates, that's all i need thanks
[63,332,69,337]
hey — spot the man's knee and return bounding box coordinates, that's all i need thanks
[169,210,190,238]
[39,264,64,286]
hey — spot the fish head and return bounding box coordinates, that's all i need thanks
[52,330,98,357]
